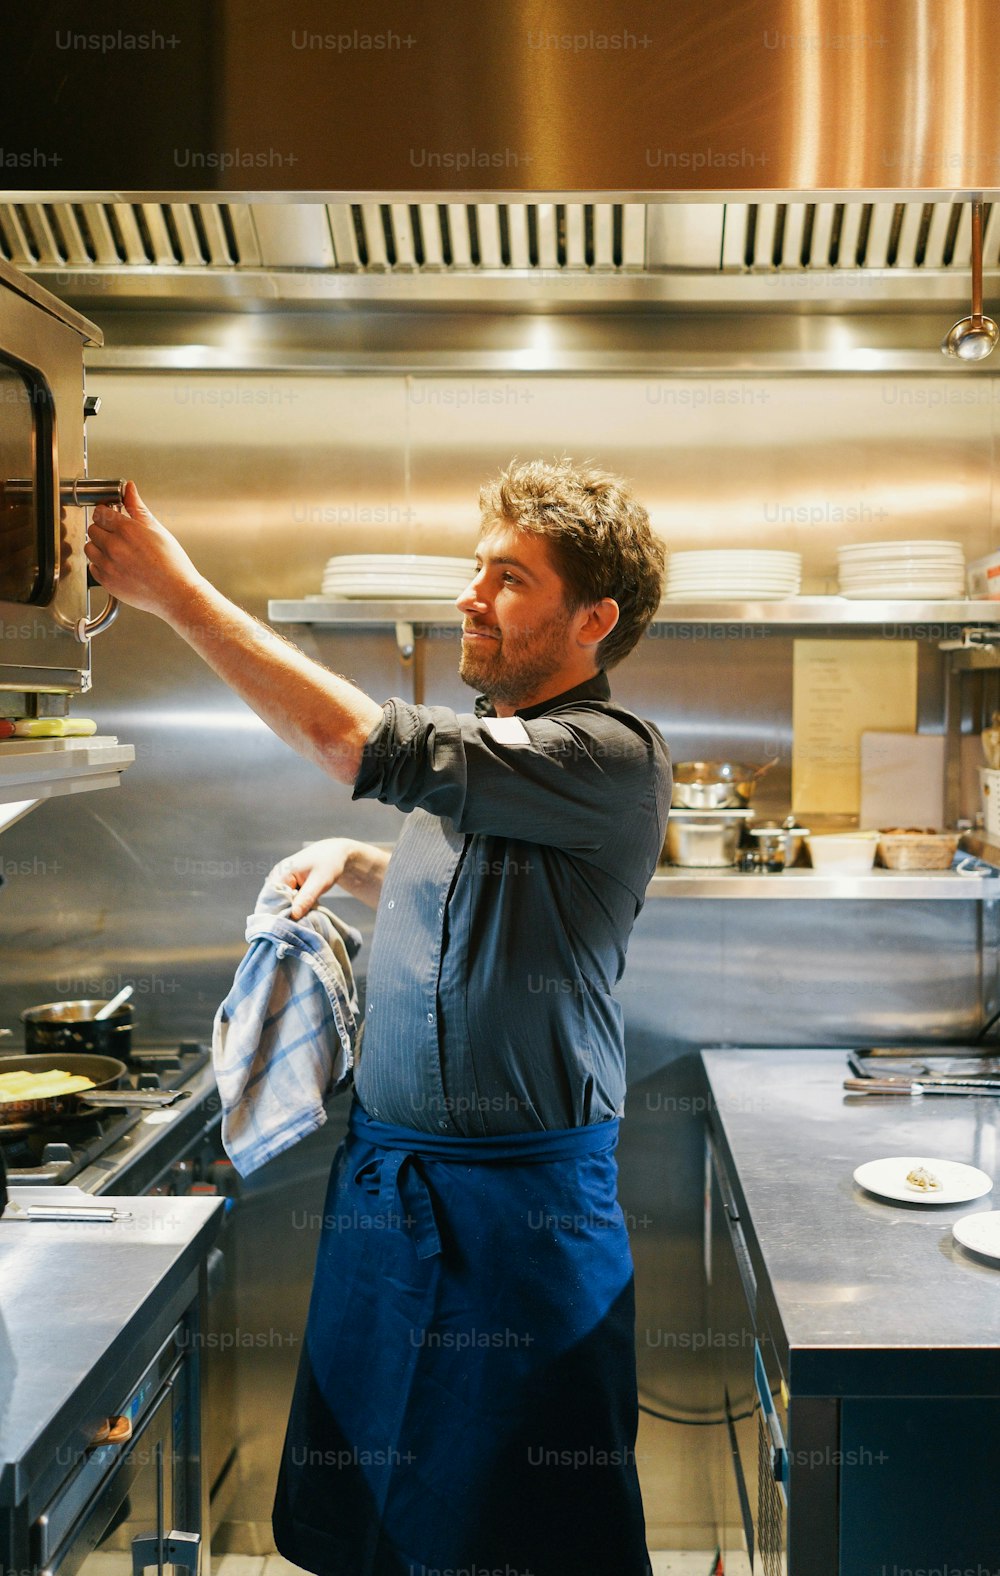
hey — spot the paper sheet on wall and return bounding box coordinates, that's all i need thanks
[792,640,917,817]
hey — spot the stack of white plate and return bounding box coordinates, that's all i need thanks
[664,550,802,602]
[837,540,966,599]
[321,554,474,599]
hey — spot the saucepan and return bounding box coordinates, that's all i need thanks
[21,998,133,1057]
[671,757,779,810]
[0,1052,190,1126]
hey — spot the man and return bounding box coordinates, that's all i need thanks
[88,457,671,1576]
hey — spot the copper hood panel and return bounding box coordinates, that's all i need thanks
[2,0,1000,195]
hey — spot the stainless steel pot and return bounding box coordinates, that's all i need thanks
[21,999,133,1056]
[671,758,778,810]
[749,821,810,867]
[664,809,755,867]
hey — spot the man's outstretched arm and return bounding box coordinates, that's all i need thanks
[86,482,385,785]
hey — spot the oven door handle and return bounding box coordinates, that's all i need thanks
[131,1529,201,1575]
[77,593,120,642]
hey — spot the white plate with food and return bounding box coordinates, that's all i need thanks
[952,1209,1000,1261]
[853,1156,994,1205]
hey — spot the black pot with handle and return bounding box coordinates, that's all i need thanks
[21,1000,133,1057]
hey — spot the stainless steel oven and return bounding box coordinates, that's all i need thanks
[706,1131,788,1576]
[32,1324,202,1576]
[0,258,121,695]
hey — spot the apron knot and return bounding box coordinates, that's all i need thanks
[353,1148,443,1260]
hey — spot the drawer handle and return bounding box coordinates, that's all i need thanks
[89,1414,132,1447]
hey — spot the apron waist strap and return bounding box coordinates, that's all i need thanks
[349,1100,620,1162]
[348,1102,620,1261]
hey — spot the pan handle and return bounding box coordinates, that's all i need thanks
[83,1088,193,1110]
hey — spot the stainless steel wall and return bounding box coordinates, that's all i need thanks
[2,367,997,1033]
[2,368,997,1552]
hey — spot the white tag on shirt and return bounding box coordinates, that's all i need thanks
[481,714,531,746]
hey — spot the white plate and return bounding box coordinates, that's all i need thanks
[323,564,472,576]
[838,540,965,558]
[321,576,468,586]
[838,580,967,593]
[838,572,966,587]
[666,576,801,588]
[324,561,472,573]
[665,589,799,602]
[668,554,801,568]
[854,1155,994,1206]
[837,573,970,586]
[839,552,965,565]
[320,588,464,601]
[322,575,470,587]
[666,583,801,594]
[838,585,966,600]
[669,549,801,559]
[667,573,803,586]
[952,1209,1000,1261]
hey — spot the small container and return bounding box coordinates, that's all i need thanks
[664,808,755,867]
[877,831,960,870]
[983,711,1000,769]
[967,550,1000,600]
[980,768,1000,838]
[749,821,810,868]
[804,833,880,873]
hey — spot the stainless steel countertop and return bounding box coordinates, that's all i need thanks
[702,1049,1000,1395]
[0,1194,224,1509]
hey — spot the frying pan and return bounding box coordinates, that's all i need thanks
[0,1053,191,1125]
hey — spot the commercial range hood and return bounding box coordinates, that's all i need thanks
[2,195,996,378]
[3,0,999,363]
[1,198,995,310]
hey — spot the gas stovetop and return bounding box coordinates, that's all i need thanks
[0,1041,219,1191]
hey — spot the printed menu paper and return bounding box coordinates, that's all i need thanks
[792,639,917,817]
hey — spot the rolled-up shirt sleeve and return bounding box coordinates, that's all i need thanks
[353,697,667,853]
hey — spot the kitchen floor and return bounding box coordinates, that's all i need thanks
[214,1554,718,1575]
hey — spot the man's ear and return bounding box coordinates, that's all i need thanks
[576,597,620,650]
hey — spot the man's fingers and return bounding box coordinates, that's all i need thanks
[90,482,152,534]
[123,479,154,522]
[289,883,319,919]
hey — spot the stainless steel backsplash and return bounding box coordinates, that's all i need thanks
[0,369,996,1045]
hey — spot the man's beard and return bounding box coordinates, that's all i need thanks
[459,608,576,707]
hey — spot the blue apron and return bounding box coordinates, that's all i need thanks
[273,1101,651,1576]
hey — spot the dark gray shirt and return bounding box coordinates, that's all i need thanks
[351,670,671,1135]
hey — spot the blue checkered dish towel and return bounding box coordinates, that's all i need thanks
[212,876,363,1177]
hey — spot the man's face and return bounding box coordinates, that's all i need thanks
[455,525,580,706]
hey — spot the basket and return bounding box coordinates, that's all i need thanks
[980,767,1000,838]
[877,832,959,870]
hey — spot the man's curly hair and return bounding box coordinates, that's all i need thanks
[478,457,665,670]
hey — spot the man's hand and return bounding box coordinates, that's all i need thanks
[274,838,391,916]
[86,482,204,619]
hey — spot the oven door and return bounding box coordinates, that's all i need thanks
[0,259,105,693]
[37,1368,200,1576]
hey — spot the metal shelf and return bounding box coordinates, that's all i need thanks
[0,736,135,823]
[268,596,1000,629]
[647,867,995,899]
